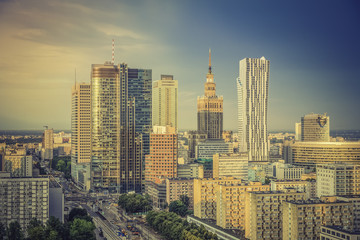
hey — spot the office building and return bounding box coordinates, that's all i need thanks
[194,177,244,220]
[177,163,204,179]
[152,74,177,130]
[271,161,305,180]
[237,57,269,161]
[71,82,91,190]
[195,139,232,160]
[188,131,207,159]
[283,141,360,166]
[0,173,49,230]
[42,128,54,161]
[320,226,360,240]
[145,126,177,183]
[197,49,223,139]
[271,179,315,198]
[216,182,269,229]
[295,122,301,141]
[165,178,194,208]
[301,113,330,142]
[317,163,360,197]
[145,177,167,209]
[213,153,248,180]
[282,198,353,240]
[91,62,142,193]
[245,190,306,240]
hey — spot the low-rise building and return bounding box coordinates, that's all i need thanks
[213,153,248,180]
[282,198,354,240]
[320,226,360,240]
[271,161,304,180]
[271,179,315,198]
[165,178,194,208]
[177,163,204,178]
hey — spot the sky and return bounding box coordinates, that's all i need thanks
[0,0,359,131]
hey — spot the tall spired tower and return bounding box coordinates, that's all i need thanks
[197,49,223,139]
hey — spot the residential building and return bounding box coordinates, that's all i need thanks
[4,154,32,177]
[194,177,244,220]
[42,128,53,161]
[213,153,248,180]
[177,163,204,179]
[165,178,194,208]
[188,131,207,159]
[317,163,360,197]
[91,62,142,193]
[271,179,315,198]
[195,139,232,160]
[320,226,360,240]
[71,82,91,190]
[237,57,269,161]
[0,173,49,230]
[145,177,167,209]
[145,126,177,183]
[152,74,177,130]
[301,113,330,142]
[245,189,306,240]
[283,141,360,166]
[334,195,360,230]
[282,198,353,240]
[216,182,269,229]
[271,161,305,180]
[197,49,223,139]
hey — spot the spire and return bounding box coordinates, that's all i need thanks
[208,48,212,74]
[112,39,115,65]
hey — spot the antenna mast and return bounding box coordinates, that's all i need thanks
[112,39,115,65]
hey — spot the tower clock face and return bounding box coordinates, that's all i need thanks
[317,116,327,127]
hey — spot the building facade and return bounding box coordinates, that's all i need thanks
[282,199,353,240]
[320,226,360,240]
[188,131,207,159]
[271,161,305,180]
[71,82,91,190]
[91,62,142,193]
[165,178,194,208]
[237,57,269,161]
[271,179,315,198]
[152,74,177,130]
[4,154,32,177]
[213,153,248,180]
[195,139,232,160]
[177,163,204,179]
[42,128,54,161]
[301,113,330,142]
[197,49,223,139]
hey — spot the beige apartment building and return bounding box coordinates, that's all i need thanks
[245,189,306,240]
[4,154,32,177]
[194,177,243,220]
[271,179,316,198]
[216,182,269,230]
[145,126,177,183]
[165,178,194,208]
[317,163,360,197]
[282,198,354,240]
[213,153,248,180]
[320,226,360,240]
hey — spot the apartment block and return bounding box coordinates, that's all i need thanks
[245,190,306,240]
[317,163,360,197]
[282,198,353,240]
[194,177,243,220]
[213,153,248,180]
[165,178,194,208]
[177,163,204,179]
[271,179,315,198]
[216,182,269,230]
[4,154,32,177]
[271,161,304,180]
[0,173,49,230]
[328,195,360,231]
[320,226,360,240]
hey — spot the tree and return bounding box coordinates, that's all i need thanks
[169,200,188,217]
[68,208,90,222]
[7,221,24,240]
[56,160,66,172]
[27,218,45,240]
[0,222,6,240]
[180,195,190,208]
[44,216,63,240]
[70,218,96,240]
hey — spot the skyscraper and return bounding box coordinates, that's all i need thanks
[42,128,53,161]
[152,74,178,130]
[237,57,269,161]
[301,113,330,142]
[197,49,223,139]
[91,62,142,193]
[71,82,91,190]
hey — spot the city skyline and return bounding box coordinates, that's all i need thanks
[0,0,359,131]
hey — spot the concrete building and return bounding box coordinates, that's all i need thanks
[248,162,272,183]
[301,113,330,142]
[91,62,142,193]
[42,128,54,161]
[194,177,244,220]
[197,49,223,139]
[177,163,204,179]
[222,131,232,143]
[165,178,194,208]
[282,198,354,240]
[195,139,232,160]
[283,141,360,166]
[334,195,360,230]
[295,122,301,141]
[245,189,306,240]
[320,226,360,240]
[49,178,64,222]
[237,57,269,161]
[216,182,269,230]
[71,82,91,191]
[271,161,304,180]
[271,179,316,198]
[213,153,248,180]
[145,126,177,183]
[152,74,177,130]
[4,154,32,177]
[317,163,360,197]
[145,178,167,209]
[0,173,49,230]
[188,131,207,159]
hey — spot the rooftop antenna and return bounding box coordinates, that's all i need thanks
[75,68,77,88]
[112,39,115,65]
[208,48,212,74]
